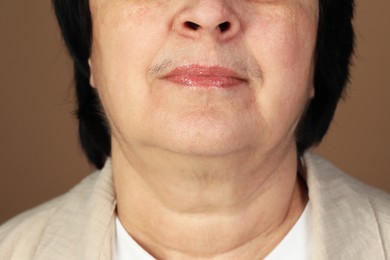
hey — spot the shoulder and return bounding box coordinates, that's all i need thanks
[0,195,64,259]
[304,152,390,212]
[304,152,390,258]
[0,170,104,259]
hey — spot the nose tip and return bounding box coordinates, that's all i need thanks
[173,2,240,41]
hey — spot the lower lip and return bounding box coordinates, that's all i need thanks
[164,75,245,88]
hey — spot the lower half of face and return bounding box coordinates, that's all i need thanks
[89,0,318,158]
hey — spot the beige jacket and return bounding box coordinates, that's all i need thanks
[0,153,389,259]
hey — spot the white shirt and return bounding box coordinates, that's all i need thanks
[115,202,311,260]
[265,202,312,260]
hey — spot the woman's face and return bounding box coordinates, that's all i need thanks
[89,0,319,157]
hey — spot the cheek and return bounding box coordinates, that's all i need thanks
[90,3,172,146]
[90,2,170,128]
[248,10,317,73]
[246,9,317,137]
[92,3,167,75]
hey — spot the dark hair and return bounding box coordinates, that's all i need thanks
[52,0,355,169]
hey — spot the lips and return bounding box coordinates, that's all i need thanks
[162,65,247,88]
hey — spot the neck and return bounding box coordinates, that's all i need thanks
[112,139,308,259]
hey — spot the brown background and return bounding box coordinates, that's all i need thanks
[0,1,389,224]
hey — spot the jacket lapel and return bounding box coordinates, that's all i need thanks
[304,153,385,259]
[34,160,117,260]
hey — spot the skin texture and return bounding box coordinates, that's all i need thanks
[89,0,318,259]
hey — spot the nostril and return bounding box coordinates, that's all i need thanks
[184,21,201,31]
[218,22,231,33]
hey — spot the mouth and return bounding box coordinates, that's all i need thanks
[161,65,248,89]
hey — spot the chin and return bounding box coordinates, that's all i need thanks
[147,122,260,156]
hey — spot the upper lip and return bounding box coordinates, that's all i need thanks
[162,64,247,81]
